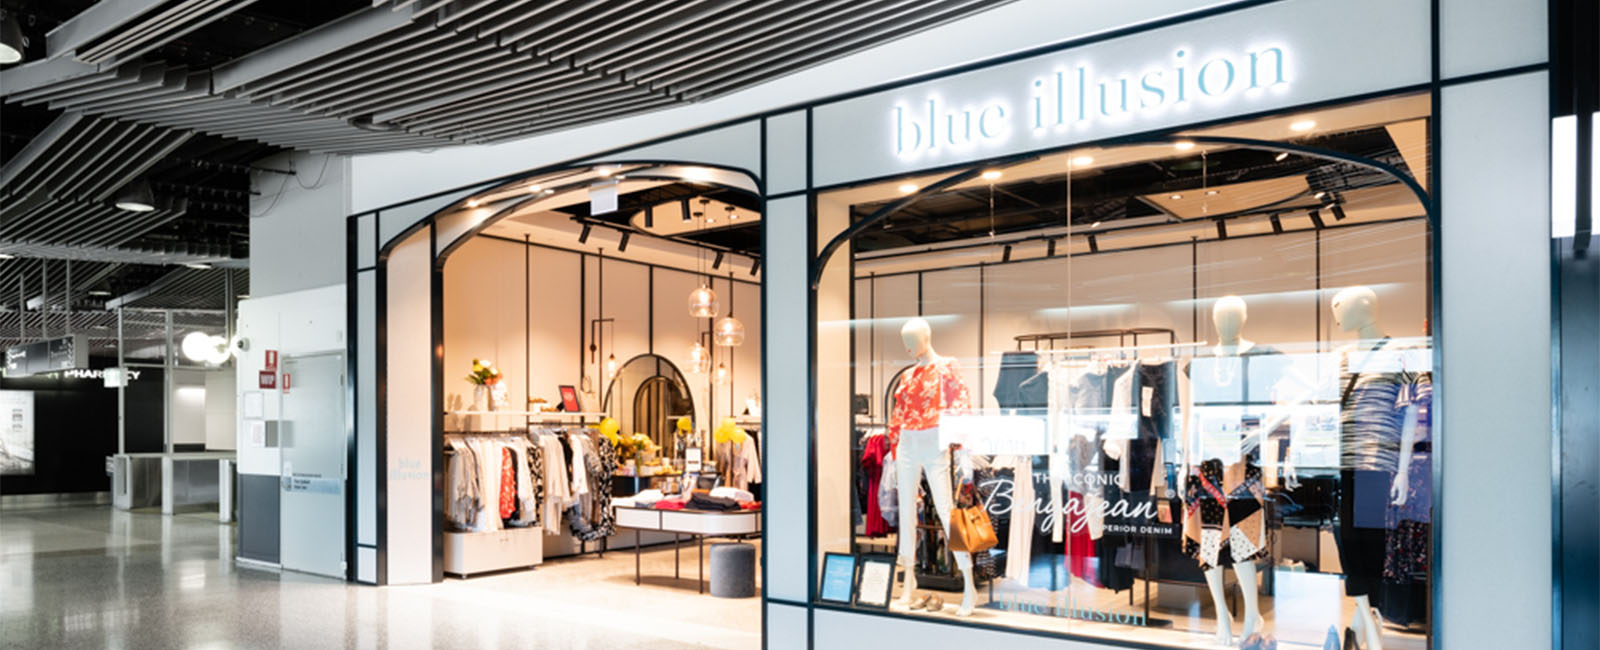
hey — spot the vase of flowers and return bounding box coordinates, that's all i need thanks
[465,359,502,411]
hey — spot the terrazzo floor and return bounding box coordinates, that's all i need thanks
[0,504,762,649]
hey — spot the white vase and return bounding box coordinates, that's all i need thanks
[472,385,487,411]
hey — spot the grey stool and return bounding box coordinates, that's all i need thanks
[708,542,756,598]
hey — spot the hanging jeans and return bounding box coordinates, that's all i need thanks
[897,428,973,580]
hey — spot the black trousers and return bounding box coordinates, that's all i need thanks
[1337,469,1391,598]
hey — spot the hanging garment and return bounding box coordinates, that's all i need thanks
[444,439,482,532]
[860,434,891,536]
[540,433,572,535]
[1002,455,1035,583]
[888,356,971,449]
[498,448,517,520]
[1339,338,1431,474]
[993,351,1047,410]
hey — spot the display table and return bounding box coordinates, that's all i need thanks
[614,505,760,593]
[110,452,236,521]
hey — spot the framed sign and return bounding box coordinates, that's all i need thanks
[258,370,277,390]
[559,385,581,412]
[684,447,702,472]
[854,553,897,609]
[819,553,858,604]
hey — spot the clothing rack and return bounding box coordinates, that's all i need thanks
[1015,327,1178,350]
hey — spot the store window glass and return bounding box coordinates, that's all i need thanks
[814,94,1434,648]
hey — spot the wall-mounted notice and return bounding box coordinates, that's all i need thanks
[0,390,35,475]
[4,335,88,378]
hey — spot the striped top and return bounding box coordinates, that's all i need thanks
[1338,338,1430,473]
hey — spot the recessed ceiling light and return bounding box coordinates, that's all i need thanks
[1174,141,1195,151]
[466,199,480,208]
[184,263,212,270]
[0,253,14,260]
[1274,152,1289,161]
[88,290,111,296]
[1313,191,1326,199]
[1072,155,1094,167]
[981,170,1003,180]
[1090,221,1102,229]
[596,166,613,177]
[543,189,555,195]
[898,183,918,194]
[1206,190,1220,196]
[527,184,542,193]
[1170,194,1183,200]
[1289,119,1316,132]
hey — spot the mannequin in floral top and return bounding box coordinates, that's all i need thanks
[891,317,977,616]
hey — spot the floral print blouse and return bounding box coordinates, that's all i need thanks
[888,356,971,449]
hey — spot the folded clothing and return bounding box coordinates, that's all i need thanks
[654,495,690,510]
[738,501,761,511]
[710,487,754,502]
[630,489,666,506]
[688,493,740,511]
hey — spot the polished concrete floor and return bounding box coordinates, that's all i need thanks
[0,504,761,649]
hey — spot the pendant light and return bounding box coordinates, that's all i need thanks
[713,360,730,386]
[712,273,744,347]
[687,198,719,317]
[606,353,618,380]
[0,10,25,65]
[689,340,710,374]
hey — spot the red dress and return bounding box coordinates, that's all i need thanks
[498,448,516,519]
[860,435,891,536]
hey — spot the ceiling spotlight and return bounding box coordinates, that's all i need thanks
[1170,194,1183,200]
[114,180,157,212]
[1289,119,1317,132]
[184,263,213,270]
[0,10,25,65]
[712,251,725,270]
[981,170,1003,181]
[1174,141,1195,151]
[466,198,481,208]
[527,184,542,193]
[596,166,614,177]
[898,183,918,194]
[1001,245,1013,262]
[1090,221,1102,229]
[723,205,735,222]
[0,253,14,260]
[578,224,592,244]
[618,231,631,252]
[1072,155,1094,167]
[1313,191,1326,200]
[1331,203,1348,221]
[1274,152,1289,162]
[750,258,761,276]
[543,188,555,195]
[88,290,111,297]
[1206,189,1220,196]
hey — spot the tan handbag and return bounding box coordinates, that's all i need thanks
[948,503,999,553]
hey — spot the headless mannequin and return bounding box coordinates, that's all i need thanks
[894,318,978,617]
[1187,296,1264,646]
[1330,286,1419,650]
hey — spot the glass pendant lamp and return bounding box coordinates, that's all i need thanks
[689,341,710,373]
[713,361,730,386]
[713,315,744,347]
[687,284,719,318]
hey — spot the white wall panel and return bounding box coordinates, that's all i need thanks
[1439,71,1550,650]
[357,271,376,551]
[250,152,349,297]
[383,230,434,585]
[1440,0,1548,79]
[762,196,809,602]
[765,112,808,195]
[766,602,808,650]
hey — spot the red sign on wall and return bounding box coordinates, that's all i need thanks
[264,349,279,371]
[282,373,291,394]
[259,370,277,390]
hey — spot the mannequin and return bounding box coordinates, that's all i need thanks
[1330,286,1423,650]
[891,317,978,616]
[1182,296,1275,646]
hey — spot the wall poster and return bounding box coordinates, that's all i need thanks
[0,390,35,475]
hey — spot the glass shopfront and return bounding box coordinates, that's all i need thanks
[812,92,1437,648]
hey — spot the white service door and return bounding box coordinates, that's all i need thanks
[279,354,345,578]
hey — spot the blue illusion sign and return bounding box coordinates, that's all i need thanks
[809,0,1428,186]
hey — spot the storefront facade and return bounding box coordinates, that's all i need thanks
[346,1,1586,649]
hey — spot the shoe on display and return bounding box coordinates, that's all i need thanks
[925,595,944,613]
[908,594,931,611]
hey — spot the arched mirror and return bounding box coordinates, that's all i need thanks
[603,354,695,458]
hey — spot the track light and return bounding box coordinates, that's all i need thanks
[1330,203,1347,221]
[1274,152,1289,162]
[1308,208,1326,229]
[0,10,25,65]
[1087,235,1099,253]
[712,251,725,270]
[1046,239,1057,257]
[1270,213,1285,234]
[578,224,592,244]
[981,170,1003,181]
[184,263,213,270]
[618,231,631,252]
[750,258,761,276]
[114,180,157,212]
[1215,219,1228,240]
[1001,245,1012,262]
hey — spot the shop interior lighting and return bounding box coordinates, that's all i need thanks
[1313,191,1326,200]
[618,231,631,252]
[750,258,761,276]
[578,224,592,244]
[1001,245,1013,262]
[1046,239,1057,257]
[114,180,157,212]
[181,331,231,365]
[1087,235,1099,253]
[88,290,111,297]
[712,251,725,270]
[1170,194,1183,200]
[724,205,736,221]
[184,263,213,270]
[713,361,730,386]
[1290,119,1317,132]
[0,253,15,260]
[981,170,1003,180]
[1215,218,1229,240]
[1308,208,1326,229]
[1274,152,1290,161]
[466,198,480,208]
[1270,213,1285,234]
[1206,189,1220,196]
[1090,221,1102,229]
[527,184,542,193]
[898,183,918,194]
[596,166,614,177]
[1330,202,1348,221]
[0,10,25,64]
[1072,155,1094,167]
[1174,141,1196,151]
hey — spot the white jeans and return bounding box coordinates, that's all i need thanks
[896,428,973,578]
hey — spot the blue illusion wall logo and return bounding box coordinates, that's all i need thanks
[893,46,1291,157]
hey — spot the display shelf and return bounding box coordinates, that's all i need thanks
[447,410,609,417]
[444,526,545,578]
